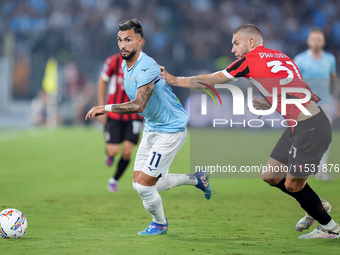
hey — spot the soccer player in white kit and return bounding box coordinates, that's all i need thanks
[85,19,212,235]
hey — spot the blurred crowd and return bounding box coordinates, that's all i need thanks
[1,0,340,125]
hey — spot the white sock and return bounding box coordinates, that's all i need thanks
[135,183,166,225]
[321,219,337,231]
[156,174,198,192]
[108,177,117,184]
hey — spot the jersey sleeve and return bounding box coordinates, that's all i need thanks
[101,56,119,82]
[222,57,250,79]
[293,54,304,73]
[136,60,160,89]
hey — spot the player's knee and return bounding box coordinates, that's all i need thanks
[135,183,155,198]
[262,175,280,186]
[106,149,119,157]
[122,152,132,160]
[284,180,304,193]
[135,183,160,208]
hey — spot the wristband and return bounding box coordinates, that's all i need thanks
[105,104,113,112]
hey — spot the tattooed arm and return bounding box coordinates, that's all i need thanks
[85,81,154,121]
[111,81,154,114]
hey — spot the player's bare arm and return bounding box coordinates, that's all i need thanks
[85,81,154,121]
[97,76,108,124]
[160,65,230,88]
[252,98,271,110]
[98,76,108,106]
[252,98,271,119]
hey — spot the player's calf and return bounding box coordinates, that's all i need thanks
[135,183,167,226]
[296,199,332,232]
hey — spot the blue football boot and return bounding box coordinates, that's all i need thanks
[138,219,168,235]
[194,170,213,200]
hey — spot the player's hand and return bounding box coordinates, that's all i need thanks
[159,65,176,86]
[85,106,106,121]
[252,98,271,110]
[252,98,271,119]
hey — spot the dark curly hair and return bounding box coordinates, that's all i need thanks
[118,18,143,38]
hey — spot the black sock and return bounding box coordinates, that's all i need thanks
[272,180,331,225]
[113,158,130,181]
[271,178,290,194]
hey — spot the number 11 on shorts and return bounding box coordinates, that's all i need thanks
[149,151,162,168]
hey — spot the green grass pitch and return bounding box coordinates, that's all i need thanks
[1,127,340,255]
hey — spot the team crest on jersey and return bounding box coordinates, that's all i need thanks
[131,77,136,86]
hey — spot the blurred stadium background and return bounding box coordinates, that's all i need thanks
[1,0,340,128]
[2,2,340,253]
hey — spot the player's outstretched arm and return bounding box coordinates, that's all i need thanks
[85,81,154,121]
[252,98,271,110]
[85,105,106,121]
[97,76,108,124]
[160,65,230,89]
[252,98,272,120]
[97,76,108,106]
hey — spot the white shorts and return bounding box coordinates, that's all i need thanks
[134,130,187,178]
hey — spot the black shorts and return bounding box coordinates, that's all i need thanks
[104,118,143,145]
[270,108,332,177]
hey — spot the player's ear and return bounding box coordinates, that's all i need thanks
[139,37,145,47]
[249,37,256,49]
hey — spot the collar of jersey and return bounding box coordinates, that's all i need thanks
[255,44,264,50]
[307,49,324,60]
[244,45,264,57]
[127,52,143,72]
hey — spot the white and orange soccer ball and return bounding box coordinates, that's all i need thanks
[0,208,27,239]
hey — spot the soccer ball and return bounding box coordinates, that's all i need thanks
[0,208,27,239]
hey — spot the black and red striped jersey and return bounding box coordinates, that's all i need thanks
[101,53,143,121]
[223,45,320,123]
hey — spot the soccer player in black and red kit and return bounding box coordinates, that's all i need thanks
[160,24,339,239]
[98,53,143,191]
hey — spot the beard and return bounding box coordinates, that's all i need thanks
[120,48,137,60]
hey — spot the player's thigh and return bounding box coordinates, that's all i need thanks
[132,171,159,186]
[262,157,287,184]
[106,143,120,156]
[141,131,187,179]
[133,171,141,183]
[121,140,136,159]
[136,171,159,186]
